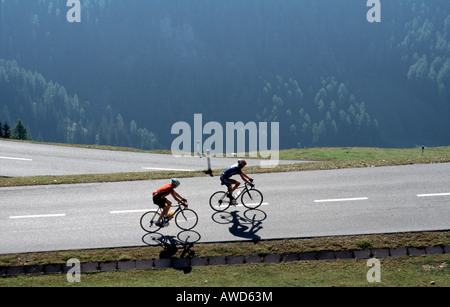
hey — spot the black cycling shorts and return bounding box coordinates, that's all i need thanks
[220,175,237,187]
[153,192,167,208]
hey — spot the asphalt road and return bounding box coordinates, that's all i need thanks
[1,162,449,254]
[0,140,295,177]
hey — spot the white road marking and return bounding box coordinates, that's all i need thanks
[110,209,150,214]
[142,167,194,171]
[211,202,269,208]
[236,202,269,207]
[314,197,368,203]
[417,193,450,197]
[0,156,33,162]
[10,214,65,219]
[112,203,269,214]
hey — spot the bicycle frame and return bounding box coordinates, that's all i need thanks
[157,202,187,220]
[239,183,254,194]
[140,201,198,234]
[209,180,263,212]
[228,183,254,199]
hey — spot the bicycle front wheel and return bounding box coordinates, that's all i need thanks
[241,189,263,210]
[209,191,231,212]
[140,211,162,233]
[175,208,198,230]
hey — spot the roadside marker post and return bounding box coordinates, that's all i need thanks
[205,149,213,177]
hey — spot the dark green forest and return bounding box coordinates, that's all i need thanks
[0,0,449,151]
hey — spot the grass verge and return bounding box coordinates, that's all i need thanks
[1,231,448,267]
[0,254,449,287]
[0,231,449,287]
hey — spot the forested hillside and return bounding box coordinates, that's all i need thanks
[0,0,449,150]
[0,59,159,148]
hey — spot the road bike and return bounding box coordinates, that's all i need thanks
[140,201,198,233]
[209,182,263,212]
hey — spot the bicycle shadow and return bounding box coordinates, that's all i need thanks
[211,209,267,243]
[141,230,201,273]
[141,229,201,247]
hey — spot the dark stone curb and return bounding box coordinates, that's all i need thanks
[1,245,449,277]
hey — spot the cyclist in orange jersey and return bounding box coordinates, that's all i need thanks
[152,178,186,227]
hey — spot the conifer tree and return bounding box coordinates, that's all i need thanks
[3,122,11,139]
[11,119,31,140]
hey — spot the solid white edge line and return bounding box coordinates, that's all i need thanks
[10,214,65,219]
[314,197,368,203]
[417,193,450,197]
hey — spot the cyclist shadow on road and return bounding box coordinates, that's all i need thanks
[141,230,201,274]
[212,209,267,243]
[142,229,201,248]
[142,229,200,255]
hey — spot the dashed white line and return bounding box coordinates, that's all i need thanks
[314,197,368,203]
[235,202,269,207]
[110,209,150,214]
[0,156,33,162]
[113,203,270,214]
[10,214,65,219]
[417,193,450,197]
[142,167,194,172]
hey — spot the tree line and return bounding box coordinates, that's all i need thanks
[0,59,160,149]
[0,119,32,140]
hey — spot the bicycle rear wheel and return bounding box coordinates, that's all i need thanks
[175,208,198,230]
[241,189,263,210]
[209,191,231,212]
[140,211,162,233]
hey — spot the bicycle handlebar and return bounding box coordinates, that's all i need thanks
[245,182,255,188]
[177,201,188,208]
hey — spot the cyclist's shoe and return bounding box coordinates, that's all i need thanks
[226,192,238,205]
[155,221,164,227]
